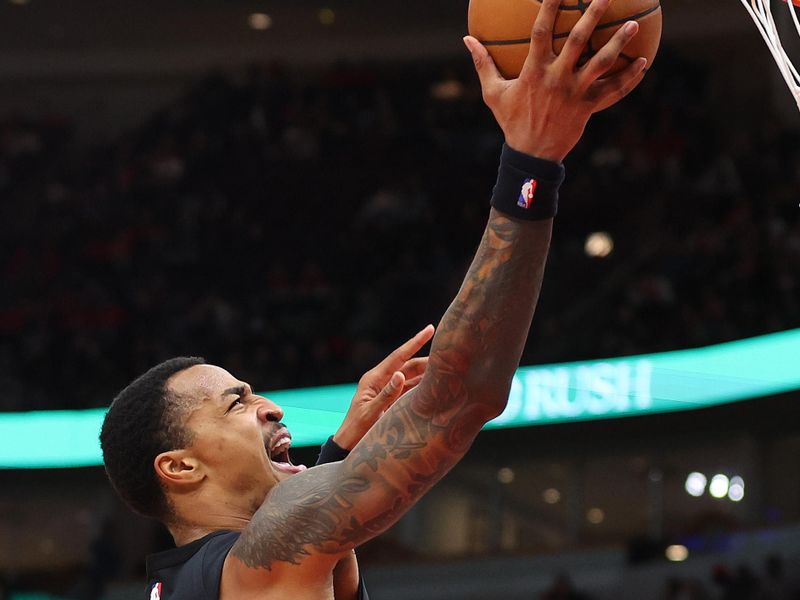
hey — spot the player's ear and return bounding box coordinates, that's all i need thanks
[154,450,204,488]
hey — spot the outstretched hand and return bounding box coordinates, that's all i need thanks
[333,325,435,450]
[464,0,647,162]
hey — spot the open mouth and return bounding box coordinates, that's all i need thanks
[267,428,307,475]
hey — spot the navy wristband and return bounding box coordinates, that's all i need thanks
[491,144,565,221]
[316,436,350,465]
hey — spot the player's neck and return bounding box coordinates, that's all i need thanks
[167,490,256,547]
[168,515,250,547]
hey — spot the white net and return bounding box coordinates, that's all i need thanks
[739,0,800,110]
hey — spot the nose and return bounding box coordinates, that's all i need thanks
[256,397,284,423]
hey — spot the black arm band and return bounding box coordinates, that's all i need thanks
[316,436,350,466]
[490,144,565,221]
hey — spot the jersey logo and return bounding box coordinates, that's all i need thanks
[149,582,162,600]
[518,178,538,209]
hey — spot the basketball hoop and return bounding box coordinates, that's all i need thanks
[739,0,800,110]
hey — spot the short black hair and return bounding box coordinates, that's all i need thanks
[100,357,206,520]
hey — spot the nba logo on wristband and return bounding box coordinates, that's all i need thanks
[150,583,162,600]
[518,178,538,209]
[491,144,563,220]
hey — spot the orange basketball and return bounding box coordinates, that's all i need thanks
[468,0,663,79]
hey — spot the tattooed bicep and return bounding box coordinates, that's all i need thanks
[231,462,364,570]
[231,382,485,571]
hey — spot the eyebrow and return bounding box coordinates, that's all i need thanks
[221,386,246,399]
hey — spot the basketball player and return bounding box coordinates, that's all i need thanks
[100,0,647,598]
[103,326,432,600]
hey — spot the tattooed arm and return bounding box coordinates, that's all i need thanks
[225,210,552,591]
[224,0,646,591]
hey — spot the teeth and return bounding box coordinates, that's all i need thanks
[271,436,291,453]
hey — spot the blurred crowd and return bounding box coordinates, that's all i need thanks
[659,556,800,600]
[535,554,800,599]
[1,51,799,411]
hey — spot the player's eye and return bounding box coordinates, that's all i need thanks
[227,397,244,413]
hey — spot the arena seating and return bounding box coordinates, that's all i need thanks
[0,54,798,416]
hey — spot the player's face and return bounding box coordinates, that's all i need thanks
[168,365,307,508]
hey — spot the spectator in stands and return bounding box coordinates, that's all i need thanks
[760,555,790,600]
[712,564,761,600]
[662,576,711,600]
[540,573,592,600]
[86,518,121,600]
[0,53,797,415]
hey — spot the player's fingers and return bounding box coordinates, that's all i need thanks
[375,325,435,374]
[400,357,428,380]
[579,21,639,85]
[464,36,507,97]
[401,374,424,394]
[558,0,611,69]
[522,0,560,74]
[586,57,647,111]
[374,371,406,409]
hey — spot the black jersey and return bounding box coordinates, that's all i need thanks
[145,437,369,600]
[145,529,369,600]
[145,530,237,600]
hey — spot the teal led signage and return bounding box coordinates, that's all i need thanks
[2,328,799,469]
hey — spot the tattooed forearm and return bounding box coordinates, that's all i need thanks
[232,210,553,570]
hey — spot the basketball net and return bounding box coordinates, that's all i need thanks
[739,0,800,110]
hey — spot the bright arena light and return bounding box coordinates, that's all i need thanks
[665,544,689,562]
[728,476,745,502]
[709,474,730,499]
[431,79,465,101]
[497,467,515,484]
[248,13,273,30]
[586,508,605,524]
[685,472,707,497]
[542,488,561,504]
[584,232,614,258]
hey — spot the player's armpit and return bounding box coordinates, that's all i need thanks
[332,551,360,600]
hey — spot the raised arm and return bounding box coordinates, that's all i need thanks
[231,208,552,578]
[227,0,646,584]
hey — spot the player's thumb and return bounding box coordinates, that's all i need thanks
[463,36,503,91]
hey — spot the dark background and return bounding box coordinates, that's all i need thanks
[0,0,799,598]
